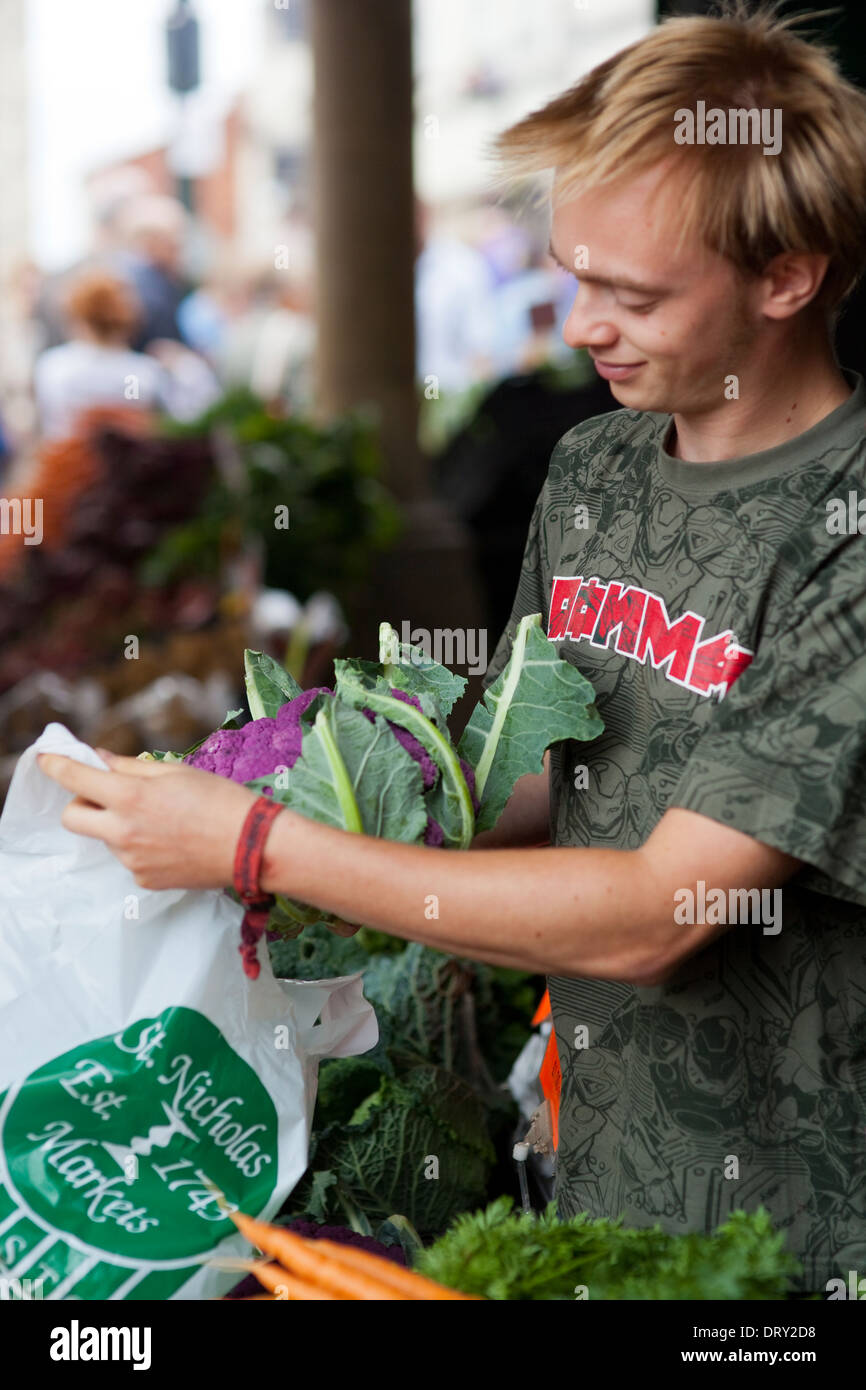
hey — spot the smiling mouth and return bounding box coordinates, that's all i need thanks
[593,359,646,367]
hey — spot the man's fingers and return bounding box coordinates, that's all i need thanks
[37,754,123,807]
[96,750,177,777]
[61,798,120,842]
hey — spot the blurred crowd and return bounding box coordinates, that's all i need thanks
[415,200,576,394]
[0,169,317,485]
[0,166,576,484]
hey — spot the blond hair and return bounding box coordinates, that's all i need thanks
[493,2,866,312]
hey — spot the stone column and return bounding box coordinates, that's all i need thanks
[310,0,484,696]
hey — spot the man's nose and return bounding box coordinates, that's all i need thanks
[562,286,619,352]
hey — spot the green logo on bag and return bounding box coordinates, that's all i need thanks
[0,1007,278,1263]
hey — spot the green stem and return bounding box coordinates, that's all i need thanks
[473,613,540,801]
[315,706,363,834]
[379,620,400,682]
[344,681,475,849]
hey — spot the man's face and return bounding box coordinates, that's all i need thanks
[549,160,763,416]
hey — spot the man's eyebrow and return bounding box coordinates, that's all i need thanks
[547,240,669,296]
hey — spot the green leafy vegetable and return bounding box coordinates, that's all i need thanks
[268,922,371,981]
[295,1065,496,1240]
[415,1198,801,1301]
[244,649,303,721]
[334,659,475,849]
[277,930,533,1236]
[166,615,604,956]
[374,1215,424,1264]
[253,699,428,842]
[459,612,604,832]
[379,621,467,721]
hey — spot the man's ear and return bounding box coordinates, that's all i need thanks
[759,250,831,320]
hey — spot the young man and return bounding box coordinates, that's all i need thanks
[38,4,866,1292]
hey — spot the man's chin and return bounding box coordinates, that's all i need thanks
[608,378,660,411]
[605,372,676,415]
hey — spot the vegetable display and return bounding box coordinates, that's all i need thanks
[269,933,535,1240]
[0,417,215,696]
[153,613,603,971]
[226,1209,479,1300]
[148,389,401,609]
[414,1198,802,1301]
[225,1218,407,1298]
[224,1199,800,1301]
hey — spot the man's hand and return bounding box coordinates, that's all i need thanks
[37,750,255,892]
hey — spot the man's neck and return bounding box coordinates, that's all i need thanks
[668,358,853,463]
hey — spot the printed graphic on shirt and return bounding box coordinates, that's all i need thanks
[548,574,753,698]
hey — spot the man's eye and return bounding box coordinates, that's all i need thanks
[619,299,657,314]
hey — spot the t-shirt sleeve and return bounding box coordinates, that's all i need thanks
[670,537,866,906]
[481,483,548,692]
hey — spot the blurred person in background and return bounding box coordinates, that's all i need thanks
[176,250,248,365]
[33,272,170,438]
[35,166,158,352]
[214,250,316,411]
[114,194,194,352]
[415,201,496,393]
[33,269,218,438]
[490,241,579,377]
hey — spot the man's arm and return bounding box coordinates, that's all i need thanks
[260,801,800,982]
[38,754,801,985]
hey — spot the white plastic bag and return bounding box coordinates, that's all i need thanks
[0,724,378,1300]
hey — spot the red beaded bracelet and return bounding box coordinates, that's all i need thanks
[232,795,284,980]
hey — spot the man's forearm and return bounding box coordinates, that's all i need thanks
[261,808,658,980]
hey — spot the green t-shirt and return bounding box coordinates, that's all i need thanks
[484,368,866,1292]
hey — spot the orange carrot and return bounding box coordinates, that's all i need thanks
[230,1211,480,1300]
[231,1213,404,1300]
[248,1261,338,1300]
[313,1237,481,1300]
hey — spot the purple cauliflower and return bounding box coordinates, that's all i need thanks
[424,817,445,847]
[360,689,478,839]
[459,757,480,814]
[359,688,439,791]
[386,689,439,790]
[186,687,332,783]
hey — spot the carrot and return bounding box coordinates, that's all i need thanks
[230,1211,480,1300]
[313,1238,481,1300]
[248,1260,338,1301]
[231,1212,405,1301]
